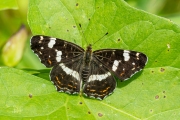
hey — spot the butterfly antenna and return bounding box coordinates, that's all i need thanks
[92,32,108,46]
[79,24,88,45]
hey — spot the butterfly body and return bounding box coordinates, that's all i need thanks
[82,45,92,82]
[31,35,148,100]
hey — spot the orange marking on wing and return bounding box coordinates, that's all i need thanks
[68,84,73,88]
[48,59,52,65]
[90,89,96,92]
[102,87,110,93]
[55,76,61,84]
[120,72,125,76]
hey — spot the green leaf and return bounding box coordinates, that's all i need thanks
[3,0,178,119]
[0,67,95,119]
[0,0,18,10]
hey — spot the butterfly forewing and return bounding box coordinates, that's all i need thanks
[93,49,148,81]
[31,35,84,67]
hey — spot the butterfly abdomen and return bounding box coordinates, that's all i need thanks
[82,67,90,82]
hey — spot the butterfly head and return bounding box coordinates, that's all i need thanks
[86,44,92,52]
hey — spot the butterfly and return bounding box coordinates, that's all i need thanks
[30,35,148,100]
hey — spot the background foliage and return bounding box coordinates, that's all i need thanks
[0,0,180,119]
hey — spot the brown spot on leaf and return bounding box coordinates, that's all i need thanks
[98,113,103,117]
[76,3,79,6]
[88,111,91,114]
[117,38,120,41]
[164,96,166,98]
[151,71,154,73]
[29,94,32,98]
[160,68,165,72]
[67,29,69,32]
[155,95,159,99]
[163,91,165,93]
[79,102,82,104]
[73,25,76,28]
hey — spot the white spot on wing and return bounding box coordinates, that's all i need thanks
[136,53,140,60]
[136,53,140,57]
[41,47,44,49]
[59,63,80,81]
[39,51,42,55]
[112,60,121,71]
[40,36,43,40]
[56,51,62,62]
[132,67,135,70]
[48,38,56,48]
[123,50,130,61]
[39,36,43,43]
[88,72,111,82]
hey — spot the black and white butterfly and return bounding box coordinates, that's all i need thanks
[30,35,148,100]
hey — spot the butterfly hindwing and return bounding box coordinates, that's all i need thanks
[93,49,148,81]
[50,56,84,94]
[83,57,116,100]
[30,35,84,67]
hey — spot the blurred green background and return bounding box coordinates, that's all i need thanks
[0,0,180,69]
